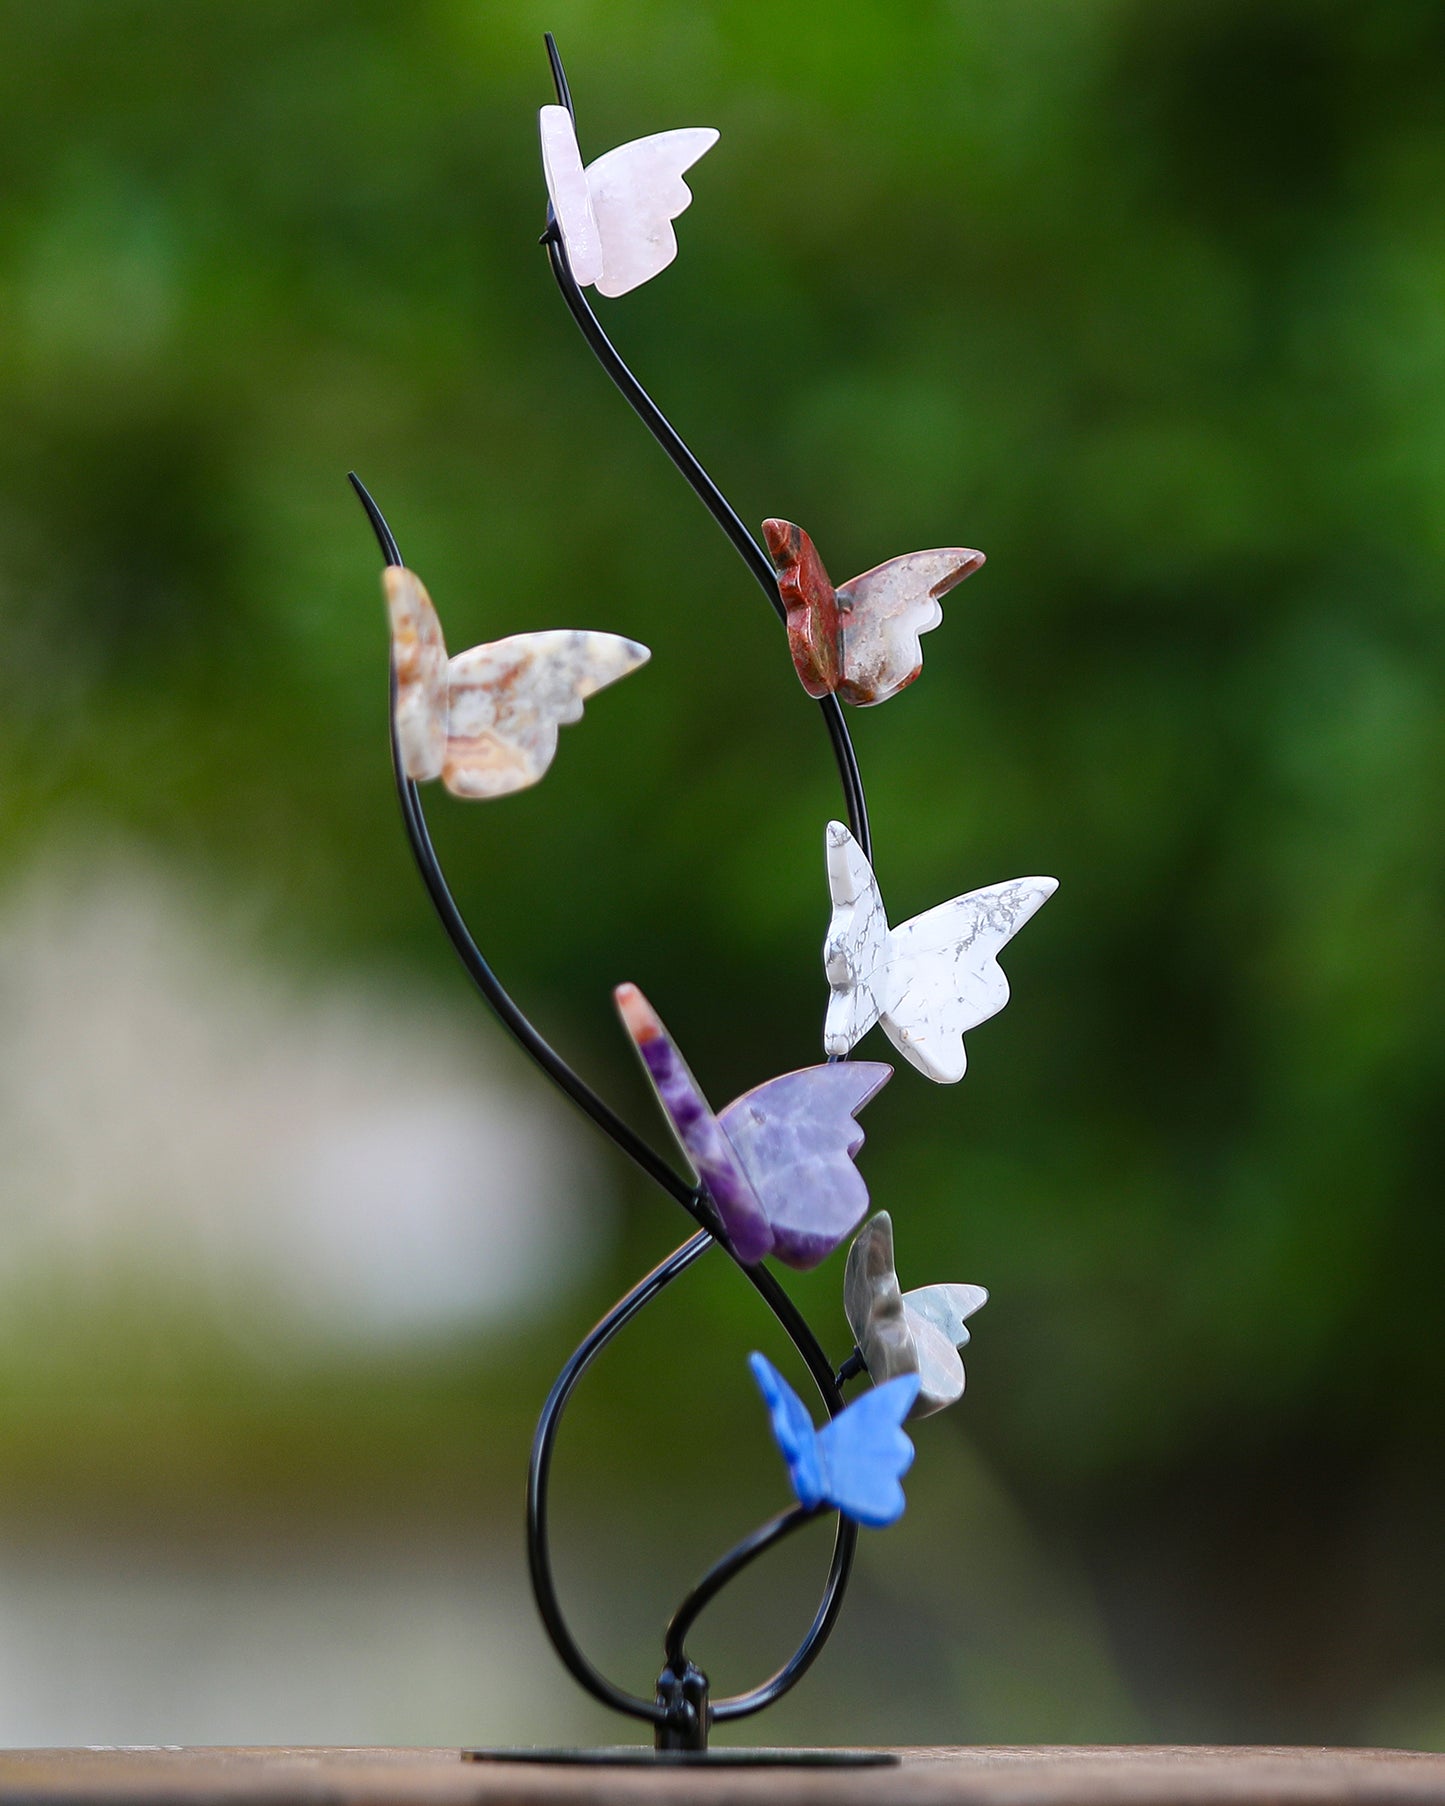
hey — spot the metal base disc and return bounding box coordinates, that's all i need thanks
[463,1746,898,1767]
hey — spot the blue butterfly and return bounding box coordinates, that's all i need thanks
[749,1352,920,1529]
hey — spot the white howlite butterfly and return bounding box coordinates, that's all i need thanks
[384,567,649,800]
[823,821,1057,1083]
[539,104,718,297]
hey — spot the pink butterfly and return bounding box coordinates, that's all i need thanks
[540,106,717,298]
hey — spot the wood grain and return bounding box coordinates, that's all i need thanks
[0,1746,1440,1806]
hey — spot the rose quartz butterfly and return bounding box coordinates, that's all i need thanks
[540,105,717,298]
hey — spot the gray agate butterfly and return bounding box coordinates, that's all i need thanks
[844,1212,987,1419]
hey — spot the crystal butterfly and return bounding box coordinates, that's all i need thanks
[749,1352,918,1528]
[763,519,984,706]
[823,820,1057,1083]
[385,566,649,800]
[615,983,890,1270]
[844,1211,987,1418]
[540,104,718,298]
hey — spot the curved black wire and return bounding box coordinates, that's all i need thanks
[541,33,871,867]
[349,473,697,1213]
[350,472,857,1727]
[664,1502,817,1678]
[530,1232,715,1723]
[528,1229,854,1729]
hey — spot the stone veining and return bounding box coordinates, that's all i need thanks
[385,566,649,799]
[823,819,1057,1082]
[616,981,891,1269]
[763,519,984,706]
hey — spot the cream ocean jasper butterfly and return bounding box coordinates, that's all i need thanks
[385,567,649,799]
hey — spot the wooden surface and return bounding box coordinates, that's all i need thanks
[0,1747,1440,1805]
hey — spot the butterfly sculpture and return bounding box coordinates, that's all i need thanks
[540,105,718,298]
[844,1212,986,1419]
[823,820,1057,1083]
[763,519,985,706]
[616,983,890,1270]
[385,566,649,799]
[749,1352,918,1528]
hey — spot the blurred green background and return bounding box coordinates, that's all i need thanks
[0,0,1442,1754]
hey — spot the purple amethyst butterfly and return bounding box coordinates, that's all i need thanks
[749,1352,919,1527]
[615,983,891,1270]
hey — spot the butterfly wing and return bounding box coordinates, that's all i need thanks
[615,985,773,1263]
[763,519,843,699]
[814,1373,920,1527]
[901,1283,987,1419]
[539,105,603,286]
[882,876,1058,1082]
[384,567,449,782]
[748,1353,825,1510]
[904,1282,988,1349]
[899,1315,967,1418]
[822,822,892,1058]
[843,1211,916,1378]
[441,630,648,799]
[834,548,985,706]
[716,1062,891,1271]
[584,128,719,297]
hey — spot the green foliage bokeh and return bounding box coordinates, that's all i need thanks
[0,0,1442,1748]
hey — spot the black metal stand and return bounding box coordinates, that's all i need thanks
[351,473,869,1758]
[462,1747,897,1768]
[347,32,887,1761]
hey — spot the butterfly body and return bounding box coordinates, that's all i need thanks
[388,563,449,779]
[763,519,984,706]
[844,1212,987,1418]
[766,519,843,699]
[540,105,718,298]
[616,983,890,1269]
[749,1352,918,1527]
[824,821,1057,1083]
[385,568,649,799]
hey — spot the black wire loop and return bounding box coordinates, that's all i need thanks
[664,1502,818,1678]
[349,472,858,1733]
[349,475,694,1210]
